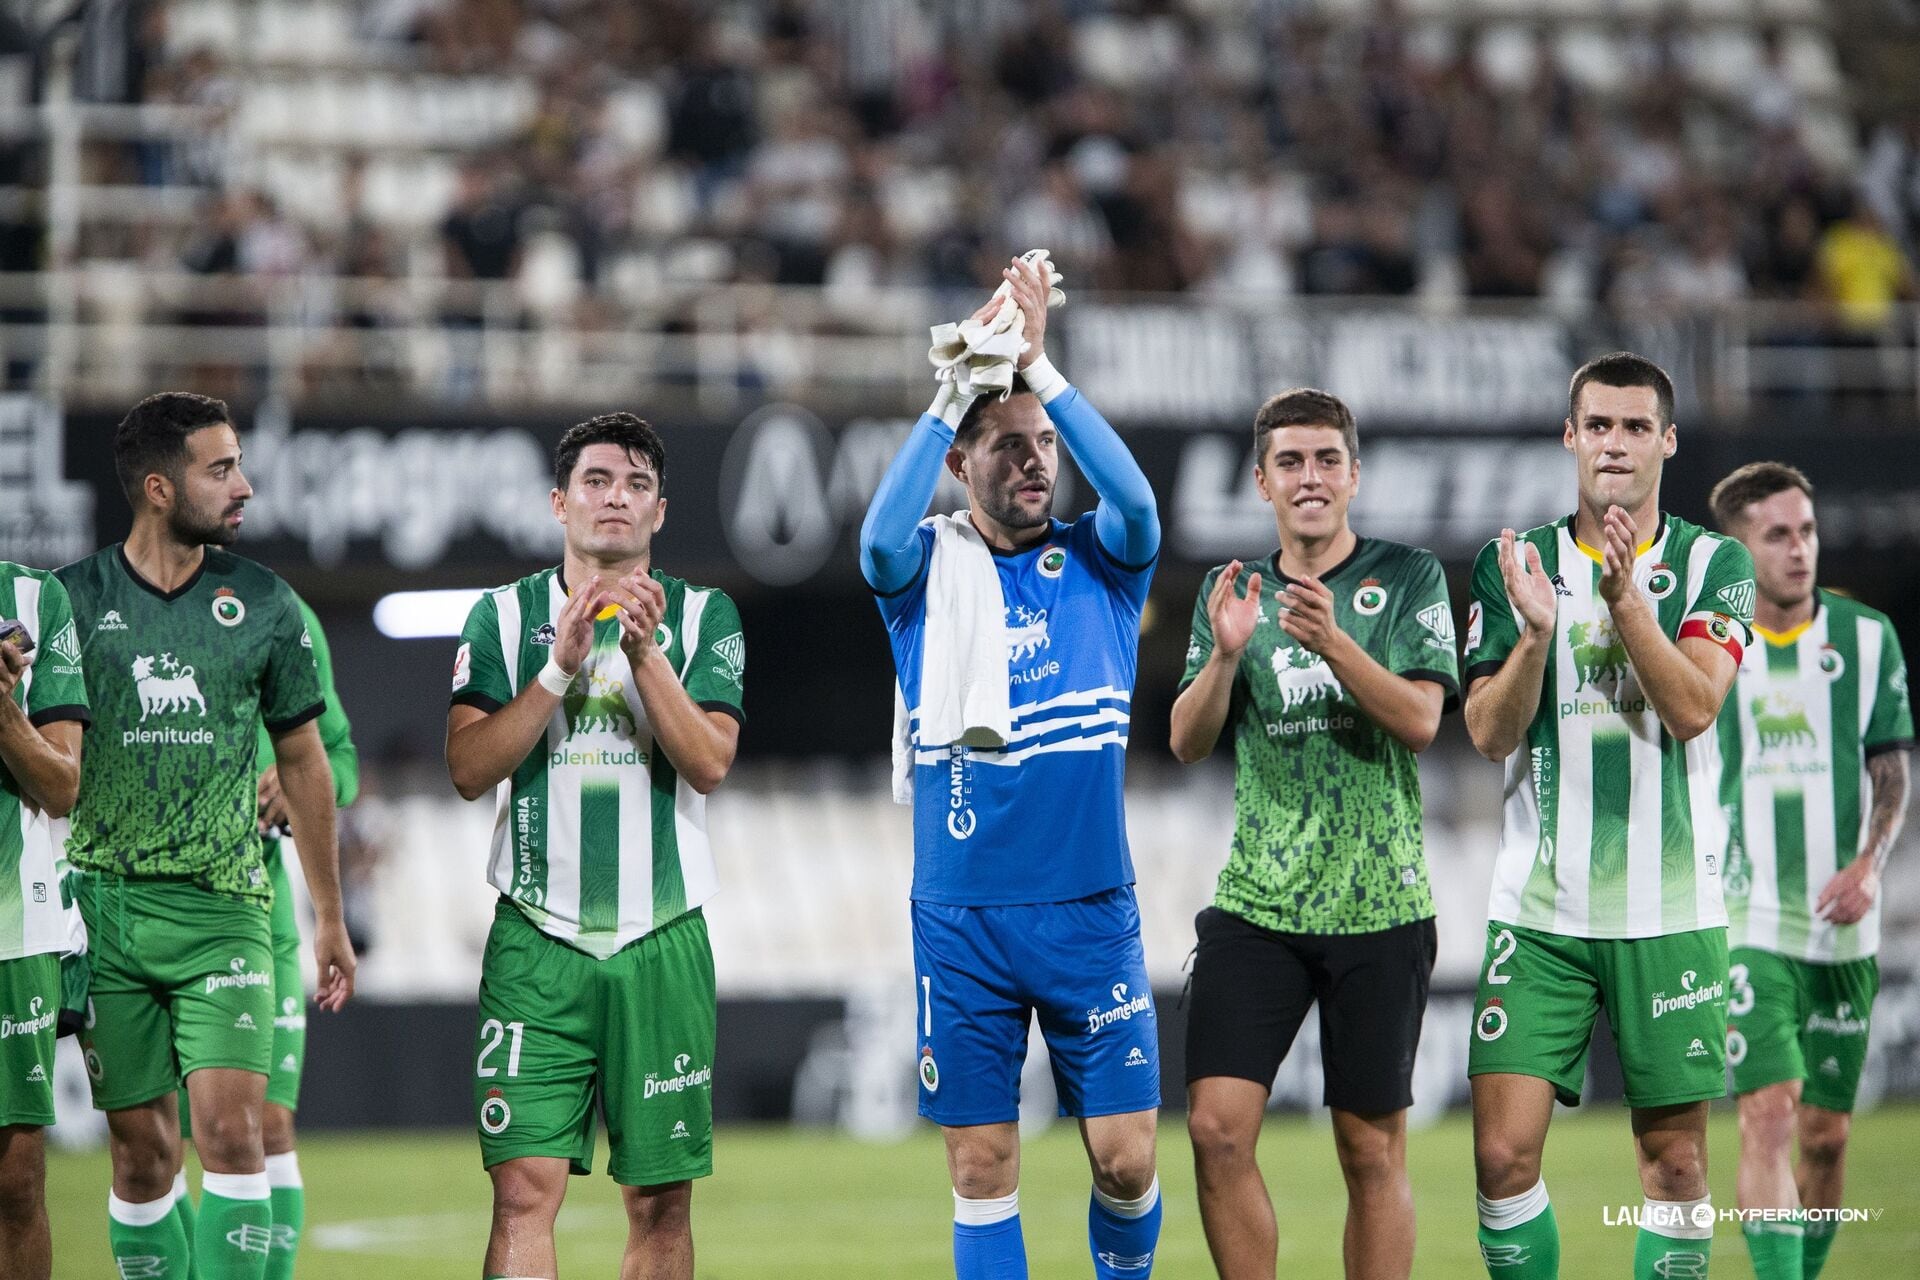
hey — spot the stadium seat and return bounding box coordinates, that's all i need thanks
[1554,25,1630,94]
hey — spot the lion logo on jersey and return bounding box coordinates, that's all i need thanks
[564,668,635,736]
[1567,620,1628,691]
[1271,645,1343,712]
[1751,694,1815,752]
[1005,606,1051,664]
[132,654,207,719]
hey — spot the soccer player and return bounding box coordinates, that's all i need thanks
[57,392,355,1280]
[173,590,358,1279]
[860,256,1163,1279]
[0,560,87,1280]
[445,413,743,1280]
[1170,388,1457,1280]
[1707,463,1910,1280]
[1463,353,1753,1279]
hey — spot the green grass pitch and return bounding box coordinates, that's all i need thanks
[47,1106,1920,1277]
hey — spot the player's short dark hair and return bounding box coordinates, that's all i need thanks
[554,413,667,492]
[113,391,231,507]
[1708,461,1815,531]
[1253,388,1357,465]
[953,391,1039,449]
[1568,351,1674,428]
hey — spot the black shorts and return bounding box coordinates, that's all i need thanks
[1184,907,1436,1114]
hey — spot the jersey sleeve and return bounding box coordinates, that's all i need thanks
[27,572,90,728]
[1177,567,1224,693]
[874,524,936,630]
[301,599,360,807]
[1677,537,1755,665]
[683,589,746,724]
[450,590,514,713]
[1866,622,1914,756]
[259,578,325,734]
[1385,552,1460,711]
[1463,539,1520,686]
[1076,515,1153,615]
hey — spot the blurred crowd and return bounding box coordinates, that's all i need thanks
[64,0,1920,323]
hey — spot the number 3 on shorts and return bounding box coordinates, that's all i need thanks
[1486,929,1517,985]
[1729,963,1754,1017]
[477,1018,525,1078]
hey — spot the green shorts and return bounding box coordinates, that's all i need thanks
[76,874,275,1112]
[0,952,61,1126]
[181,843,305,1134]
[475,900,716,1187]
[1728,947,1877,1113]
[1468,922,1729,1108]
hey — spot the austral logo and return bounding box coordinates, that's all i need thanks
[530,622,557,646]
[96,610,128,632]
[1651,970,1724,1020]
[1086,983,1152,1036]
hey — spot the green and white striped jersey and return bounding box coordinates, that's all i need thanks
[0,563,89,962]
[1465,514,1754,939]
[451,567,745,960]
[1719,592,1912,962]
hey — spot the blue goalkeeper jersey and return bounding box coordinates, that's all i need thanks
[878,513,1154,906]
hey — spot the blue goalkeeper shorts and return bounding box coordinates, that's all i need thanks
[910,886,1162,1127]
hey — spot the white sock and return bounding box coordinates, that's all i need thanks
[200,1170,270,1201]
[108,1186,177,1226]
[953,1189,1020,1226]
[1642,1196,1715,1239]
[1093,1176,1159,1218]
[265,1151,302,1189]
[170,1169,189,1200]
[1478,1179,1551,1230]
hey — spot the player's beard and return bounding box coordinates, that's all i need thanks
[977,475,1052,532]
[171,496,241,547]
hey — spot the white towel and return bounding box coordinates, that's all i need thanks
[891,513,1011,803]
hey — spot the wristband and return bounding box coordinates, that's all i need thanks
[536,657,576,696]
[1019,352,1068,403]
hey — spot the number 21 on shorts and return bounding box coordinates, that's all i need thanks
[477,1018,525,1078]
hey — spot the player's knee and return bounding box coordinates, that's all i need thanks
[490,1162,566,1224]
[1333,1128,1400,1189]
[947,1141,1017,1200]
[1472,1132,1541,1197]
[1800,1114,1851,1171]
[1186,1104,1256,1172]
[1088,1142,1155,1202]
[262,1105,296,1156]
[0,1144,45,1223]
[623,1181,692,1238]
[1737,1086,1797,1153]
[193,1108,264,1171]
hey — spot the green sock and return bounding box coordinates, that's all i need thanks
[1742,1219,1804,1280]
[170,1172,198,1280]
[197,1172,272,1280]
[109,1189,194,1279]
[1634,1199,1714,1280]
[1477,1181,1560,1277]
[266,1153,304,1280]
[1802,1220,1838,1280]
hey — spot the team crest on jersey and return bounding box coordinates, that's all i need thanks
[653,621,673,653]
[1567,619,1628,691]
[918,1046,940,1093]
[1352,579,1387,616]
[1750,693,1815,752]
[1642,562,1677,600]
[1038,547,1067,579]
[1271,645,1343,712]
[133,654,206,719]
[1818,645,1845,680]
[211,589,245,627]
[1475,1000,1508,1041]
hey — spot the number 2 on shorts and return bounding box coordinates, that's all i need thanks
[477,1018,525,1078]
[1486,929,1517,986]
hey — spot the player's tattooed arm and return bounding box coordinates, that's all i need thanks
[446,576,607,801]
[1281,576,1445,752]
[271,718,355,1010]
[1464,529,1554,760]
[1602,506,1735,741]
[1816,748,1908,925]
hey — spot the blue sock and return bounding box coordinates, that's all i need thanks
[1089,1176,1161,1277]
[953,1191,1026,1280]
